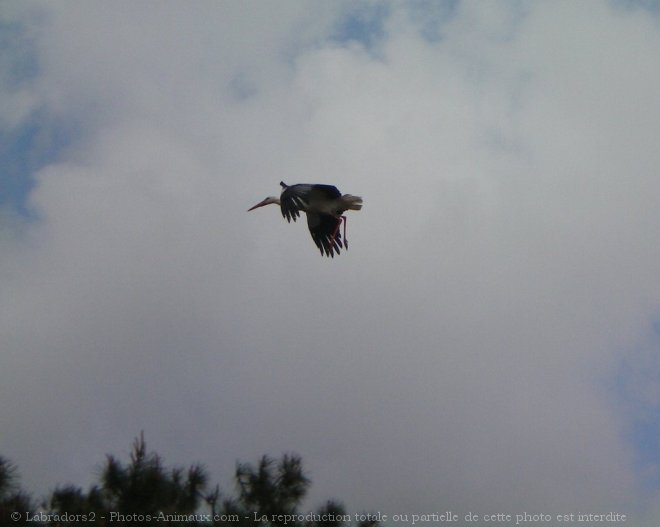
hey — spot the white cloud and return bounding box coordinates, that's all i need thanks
[2,0,660,523]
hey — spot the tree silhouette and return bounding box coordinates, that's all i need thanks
[0,456,37,526]
[48,433,207,525]
[235,455,308,519]
[1,435,378,527]
[220,455,377,527]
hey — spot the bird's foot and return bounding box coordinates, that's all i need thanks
[341,216,348,250]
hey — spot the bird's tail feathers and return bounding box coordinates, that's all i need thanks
[342,195,363,210]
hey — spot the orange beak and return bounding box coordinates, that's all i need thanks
[248,197,278,211]
[247,199,269,212]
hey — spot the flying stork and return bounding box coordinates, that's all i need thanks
[248,182,363,257]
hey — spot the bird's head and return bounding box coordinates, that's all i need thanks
[247,196,280,211]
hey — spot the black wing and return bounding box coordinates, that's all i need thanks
[279,183,341,223]
[306,212,343,257]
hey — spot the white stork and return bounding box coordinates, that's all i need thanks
[248,181,363,257]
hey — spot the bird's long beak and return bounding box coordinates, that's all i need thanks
[247,199,269,211]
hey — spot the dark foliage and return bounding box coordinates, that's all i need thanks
[1,436,379,527]
[0,457,38,526]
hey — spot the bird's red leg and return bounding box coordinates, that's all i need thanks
[342,216,348,249]
[330,216,346,249]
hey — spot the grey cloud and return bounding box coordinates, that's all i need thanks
[1,1,660,524]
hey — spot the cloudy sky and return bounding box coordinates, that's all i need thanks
[2,0,660,524]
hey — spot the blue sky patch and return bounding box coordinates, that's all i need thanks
[330,1,461,51]
[331,3,390,49]
[631,418,660,488]
[405,0,459,42]
[0,17,39,91]
[613,327,660,491]
[612,0,660,14]
[1,15,46,217]
[0,112,75,218]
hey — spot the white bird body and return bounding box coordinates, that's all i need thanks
[248,181,363,257]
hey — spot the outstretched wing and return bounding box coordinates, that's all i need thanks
[306,212,343,257]
[280,184,312,222]
[280,183,341,223]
